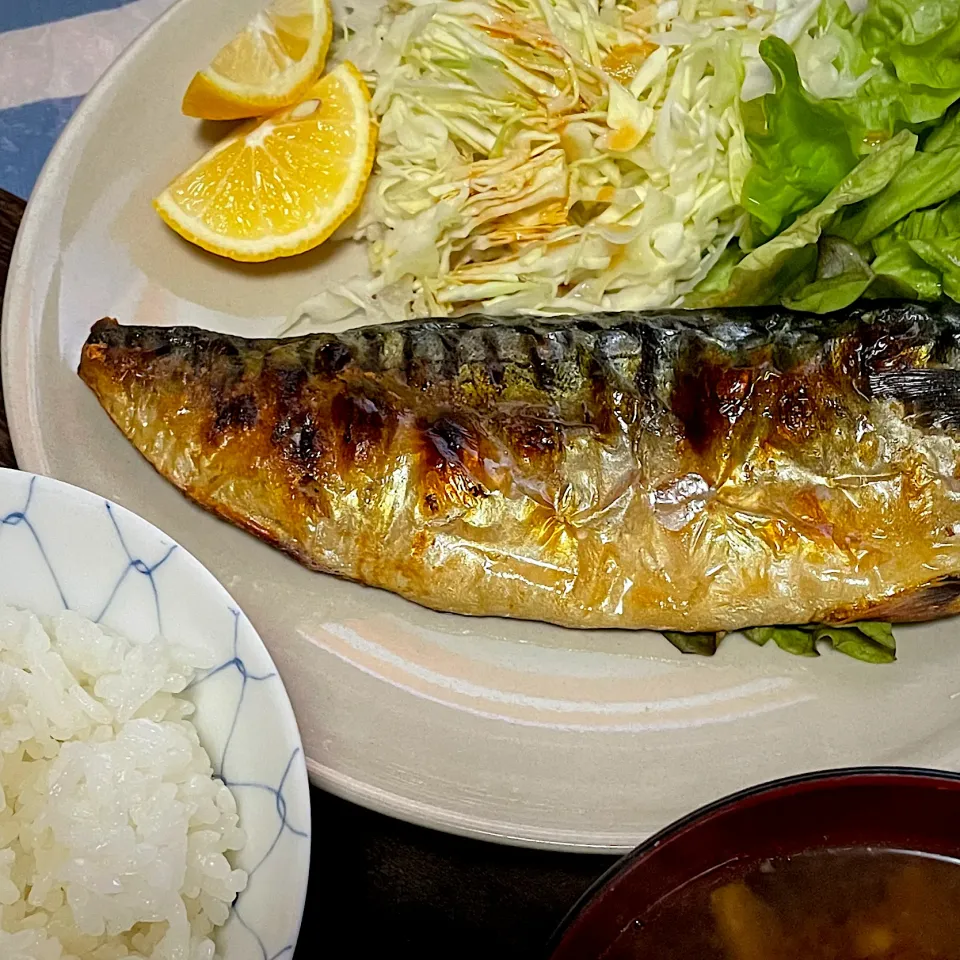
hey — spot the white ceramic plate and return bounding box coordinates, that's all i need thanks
[0,468,310,957]
[6,0,960,853]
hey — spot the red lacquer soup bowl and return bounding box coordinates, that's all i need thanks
[547,768,960,959]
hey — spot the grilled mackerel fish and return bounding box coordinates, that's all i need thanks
[79,303,960,633]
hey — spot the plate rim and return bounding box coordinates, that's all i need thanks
[307,755,649,852]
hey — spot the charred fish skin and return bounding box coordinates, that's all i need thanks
[79,302,960,633]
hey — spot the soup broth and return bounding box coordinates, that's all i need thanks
[606,849,960,959]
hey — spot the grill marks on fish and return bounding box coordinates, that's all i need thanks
[420,415,489,517]
[212,393,258,435]
[78,304,960,631]
[331,392,394,470]
[83,306,960,476]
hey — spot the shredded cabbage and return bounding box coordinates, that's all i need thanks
[294,0,832,325]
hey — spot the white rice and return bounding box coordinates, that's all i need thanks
[0,605,247,960]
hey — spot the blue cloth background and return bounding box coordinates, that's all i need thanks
[0,0,140,34]
[0,0,169,198]
[0,97,84,199]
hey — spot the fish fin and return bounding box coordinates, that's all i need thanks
[834,576,960,623]
[868,369,960,428]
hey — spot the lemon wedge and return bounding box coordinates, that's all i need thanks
[156,62,375,262]
[182,0,333,121]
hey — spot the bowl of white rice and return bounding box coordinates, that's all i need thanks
[0,467,310,960]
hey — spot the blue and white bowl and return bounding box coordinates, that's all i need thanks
[0,468,310,959]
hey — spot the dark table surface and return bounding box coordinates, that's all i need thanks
[0,186,618,958]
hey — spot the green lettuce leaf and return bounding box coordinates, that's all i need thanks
[843,145,960,242]
[817,0,960,136]
[870,242,943,298]
[664,623,896,662]
[733,0,960,258]
[692,246,745,297]
[663,632,722,656]
[744,623,897,663]
[814,624,897,663]
[852,621,898,649]
[872,193,960,247]
[863,0,960,90]
[907,237,960,298]
[794,0,960,143]
[783,273,874,312]
[844,70,960,136]
[782,236,875,312]
[690,130,917,307]
[864,0,960,47]
[740,38,859,242]
[922,102,960,151]
[869,192,960,297]
[744,626,819,657]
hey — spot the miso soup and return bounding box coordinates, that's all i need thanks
[606,849,960,959]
